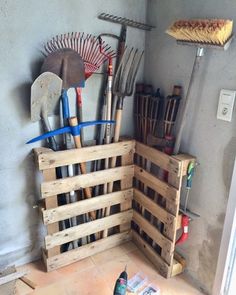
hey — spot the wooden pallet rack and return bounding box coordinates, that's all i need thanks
[34,139,195,278]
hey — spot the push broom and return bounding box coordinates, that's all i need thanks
[165,18,233,244]
[166,18,234,154]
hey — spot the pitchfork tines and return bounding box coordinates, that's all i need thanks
[113,47,144,100]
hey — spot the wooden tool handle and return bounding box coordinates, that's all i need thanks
[69,117,95,220]
[113,109,122,143]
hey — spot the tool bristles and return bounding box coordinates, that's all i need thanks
[44,32,116,78]
[166,19,233,46]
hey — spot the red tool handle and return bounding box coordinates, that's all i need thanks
[176,215,190,245]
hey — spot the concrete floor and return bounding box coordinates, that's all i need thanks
[16,242,203,295]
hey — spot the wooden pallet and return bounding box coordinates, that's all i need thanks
[34,140,195,277]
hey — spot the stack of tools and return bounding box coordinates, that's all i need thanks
[134,83,163,143]
[147,85,182,155]
[28,20,145,252]
[133,83,164,250]
[101,46,144,238]
[29,33,117,250]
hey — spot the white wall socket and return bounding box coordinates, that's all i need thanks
[217,89,236,122]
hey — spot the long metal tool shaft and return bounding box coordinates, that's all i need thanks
[173,47,204,154]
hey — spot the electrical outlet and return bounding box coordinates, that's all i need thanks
[217,89,236,122]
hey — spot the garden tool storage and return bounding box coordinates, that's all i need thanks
[33,140,195,278]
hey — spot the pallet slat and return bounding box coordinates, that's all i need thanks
[45,210,133,249]
[45,231,131,271]
[36,140,135,170]
[134,165,179,203]
[41,165,134,198]
[135,141,181,176]
[43,189,133,225]
[133,188,176,226]
[133,211,173,264]
[33,140,193,277]
[132,230,170,278]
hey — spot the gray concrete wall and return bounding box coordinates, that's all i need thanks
[145,0,236,293]
[0,0,146,267]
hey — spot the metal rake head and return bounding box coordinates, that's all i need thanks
[44,32,116,79]
[113,47,144,97]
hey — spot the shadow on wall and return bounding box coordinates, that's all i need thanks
[223,137,236,196]
[198,215,225,294]
[180,51,211,151]
[13,82,31,125]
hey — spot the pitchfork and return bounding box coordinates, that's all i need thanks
[102,47,143,237]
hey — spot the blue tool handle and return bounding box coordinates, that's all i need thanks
[62,89,70,119]
[26,126,71,144]
[186,162,195,189]
[27,120,115,144]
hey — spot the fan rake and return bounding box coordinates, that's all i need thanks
[44,32,116,79]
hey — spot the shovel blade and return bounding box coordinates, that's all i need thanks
[41,48,85,89]
[31,72,63,122]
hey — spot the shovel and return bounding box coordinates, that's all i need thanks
[31,72,62,150]
[41,48,86,246]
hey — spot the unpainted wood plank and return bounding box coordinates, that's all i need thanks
[133,211,174,265]
[171,154,196,176]
[134,165,179,204]
[171,252,186,277]
[131,230,171,278]
[0,270,28,286]
[43,189,133,225]
[135,141,181,176]
[120,151,134,232]
[171,259,185,277]
[45,231,131,271]
[37,140,135,170]
[133,188,176,226]
[176,214,182,230]
[162,164,184,264]
[42,169,60,257]
[45,210,133,249]
[41,165,134,198]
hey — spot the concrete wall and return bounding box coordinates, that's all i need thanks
[0,0,146,267]
[145,0,236,293]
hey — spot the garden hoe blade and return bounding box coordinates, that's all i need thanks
[31,72,62,150]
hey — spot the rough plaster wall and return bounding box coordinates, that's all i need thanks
[146,0,236,293]
[0,0,146,267]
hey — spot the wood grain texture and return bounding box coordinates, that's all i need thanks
[45,231,131,271]
[42,168,61,257]
[133,188,176,226]
[37,140,135,170]
[134,165,179,203]
[133,211,174,264]
[132,230,170,278]
[41,165,134,198]
[45,210,133,249]
[43,189,133,225]
[135,141,181,176]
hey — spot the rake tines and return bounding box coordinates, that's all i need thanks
[44,32,116,79]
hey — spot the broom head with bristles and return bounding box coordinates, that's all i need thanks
[166,19,233,46]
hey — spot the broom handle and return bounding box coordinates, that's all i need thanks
[173,47,204,154]
[69,117,96,221]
